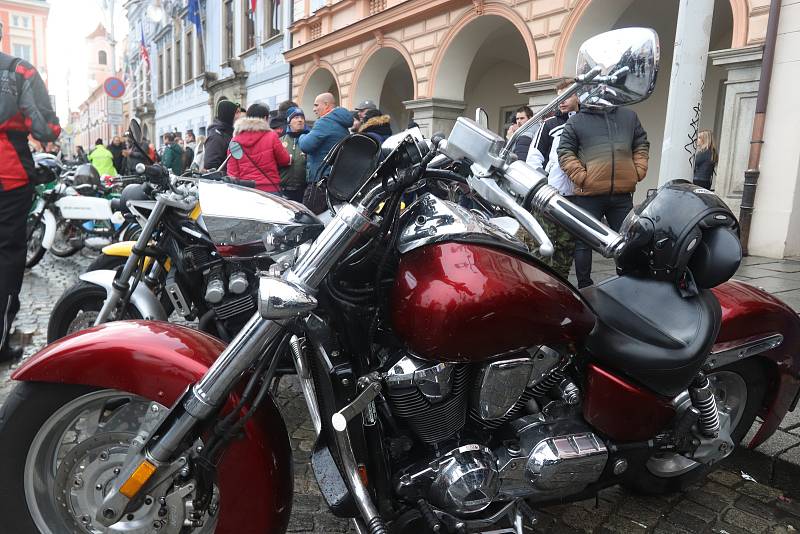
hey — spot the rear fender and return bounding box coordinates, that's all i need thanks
[79,270,167,321]
[12,320,293,534]
[712,280,800,448]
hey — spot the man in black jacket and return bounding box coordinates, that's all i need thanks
[203,99,240,171]
[0,26,61,361]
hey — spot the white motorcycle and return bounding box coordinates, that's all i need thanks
[26,162,142,268]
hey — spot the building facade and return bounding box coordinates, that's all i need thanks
[74,24,120,150]
[125,0,290,144]
[0,0,48,79]
[285,0,800,259]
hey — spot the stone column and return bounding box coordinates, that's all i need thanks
[708,46,763,215]
[658,0,715,185]
[515,79,562,113]
[403,98,465,137]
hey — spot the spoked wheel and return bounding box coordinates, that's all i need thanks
[0,383,218,534]
[50,219,83,257]
[47,281,142,343]
[625,359,766,494]
[25,213,47,268]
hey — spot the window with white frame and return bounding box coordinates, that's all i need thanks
[223,0,235,60]
[264,0,282,40]
[11,15,31,29]
[13,43,32,62]
[243,0,256,51]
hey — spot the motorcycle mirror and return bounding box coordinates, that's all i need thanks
[474,108,489,129]
[128,119,143,145]
[229,141,244,160]
[576,27,660,108]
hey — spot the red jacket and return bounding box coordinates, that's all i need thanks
[0,52,61,191]
[227,118,290,193]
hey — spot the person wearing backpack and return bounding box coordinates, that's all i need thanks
[227,103,290,194]
[278,107,308,201]
[0,25,61,361]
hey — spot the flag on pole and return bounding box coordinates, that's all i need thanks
[188,0,203,36]
[250,0,257,13]
[139,26,150,70]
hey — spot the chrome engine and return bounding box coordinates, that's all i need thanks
[384,348,609,517]
[494,416,608,501]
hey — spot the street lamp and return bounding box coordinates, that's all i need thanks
[146,0,165,23]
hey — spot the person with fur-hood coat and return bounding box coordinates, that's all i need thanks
[358,109,393,145]
[227,104,290,194]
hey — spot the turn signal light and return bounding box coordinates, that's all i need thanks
[119,460,157,499]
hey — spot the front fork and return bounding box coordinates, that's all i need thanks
[97,204,374,526]
[94,199,168,325]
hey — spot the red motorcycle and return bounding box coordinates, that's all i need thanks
[1,28,798,534]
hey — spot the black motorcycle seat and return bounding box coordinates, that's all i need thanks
[581,275,721,397]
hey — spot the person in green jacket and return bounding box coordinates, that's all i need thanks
[87,138,117,176]
[278,107,308,202]
[161,132,185,175]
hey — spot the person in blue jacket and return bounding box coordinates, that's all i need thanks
[298,92,353,183]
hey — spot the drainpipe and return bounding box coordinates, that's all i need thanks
[739,0,782,256]
[284,0,293,103]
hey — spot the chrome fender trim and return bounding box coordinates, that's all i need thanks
[79,270,168,321]
[704,333,784,371]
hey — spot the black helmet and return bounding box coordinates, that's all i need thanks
[117,183,149,214]
[73,163,102,188]
[618,180,741,290]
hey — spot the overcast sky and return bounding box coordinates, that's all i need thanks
[46,0,129,122]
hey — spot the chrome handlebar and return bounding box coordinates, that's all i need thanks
[500,160,624,259]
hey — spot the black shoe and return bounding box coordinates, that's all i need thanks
[0,344,23,363]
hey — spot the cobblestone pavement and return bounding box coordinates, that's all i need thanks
[5,251,800,533]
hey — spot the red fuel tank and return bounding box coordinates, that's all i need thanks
[391,242,596,362]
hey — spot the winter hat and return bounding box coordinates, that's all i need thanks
[362,109,383,122]
[216,99,239,125]
[246,103,270,120]
[286,107,304,121]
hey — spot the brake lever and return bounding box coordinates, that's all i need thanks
[467,175,554,257]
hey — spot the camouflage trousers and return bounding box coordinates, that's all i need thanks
[518,218,576,279]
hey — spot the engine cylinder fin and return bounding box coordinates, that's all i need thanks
[387,364,470,444]
[212,294,256,320]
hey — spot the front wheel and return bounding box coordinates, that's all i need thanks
[49,219,83,257]
[0,383,218,534]
[623,359,767,494]
[47,281,142,343]
[25,213,46,268]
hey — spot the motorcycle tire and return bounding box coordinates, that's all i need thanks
[47,280,142,343]
[0,382,98,534]
[0,383,218,534]
[621,358,767,495]
[121,223,142,242]
[49,219,83,258]
[25,214,46,268]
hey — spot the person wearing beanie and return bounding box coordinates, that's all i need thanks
[203,98,240,171]
[227,103,290,194]
[358,108,393,144]
[278,106,309,202]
